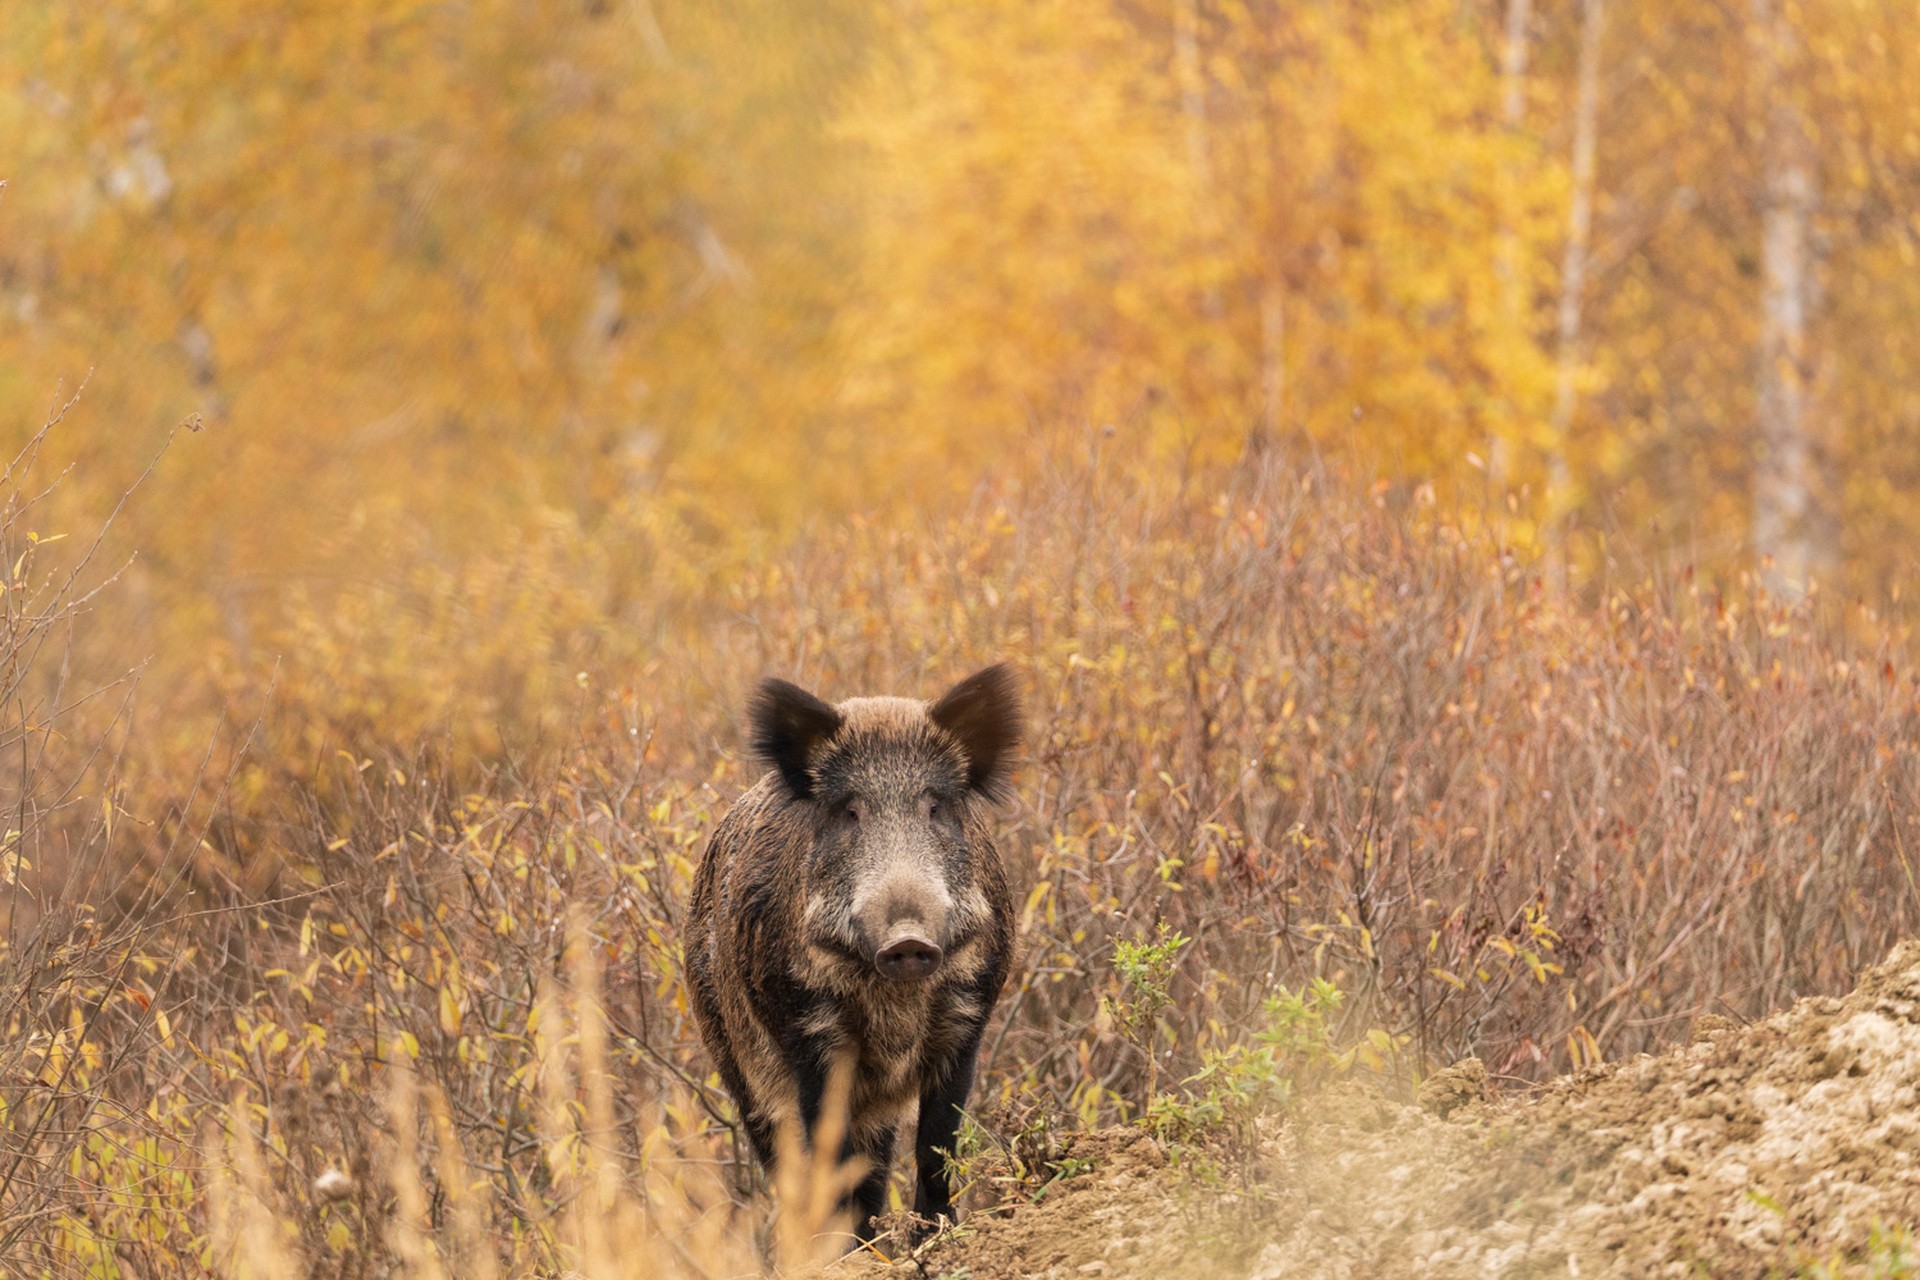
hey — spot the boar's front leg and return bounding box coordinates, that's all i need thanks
[912,1023,984,1236]
[786,1030,835,1148]
[847,1123,896,1242]
[782,1021,893,1246]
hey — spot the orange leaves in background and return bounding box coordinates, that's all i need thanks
[841,0,1564,482]
[5,0,1920,638]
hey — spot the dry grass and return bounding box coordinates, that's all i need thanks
[4,422,1920,1275]
[206,913,859,1280]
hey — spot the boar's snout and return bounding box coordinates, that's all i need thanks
[874,930,945,982]
[853,864,954,983]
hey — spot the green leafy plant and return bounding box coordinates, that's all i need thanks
[958,1087,1096,1212]
[1108,926,1191,1104]
[1145,979,1346,1144]
[1144,976,1411,1177]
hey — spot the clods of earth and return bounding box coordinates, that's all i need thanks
[877,940,1920,1279]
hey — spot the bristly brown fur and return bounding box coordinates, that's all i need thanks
[685,666,1021,1247]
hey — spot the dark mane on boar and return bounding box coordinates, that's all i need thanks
[685,664,1022,1245]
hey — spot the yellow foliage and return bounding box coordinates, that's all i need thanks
[4,2,1920,1270]
[840,0,1564,480]
[3,0,1918,618]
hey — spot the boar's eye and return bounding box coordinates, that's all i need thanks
[926,797,940,820]
[842,799,862,825]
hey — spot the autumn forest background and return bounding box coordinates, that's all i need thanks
[12,0,1920,609]
[4,1,1920,1275]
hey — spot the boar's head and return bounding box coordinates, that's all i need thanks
[750,664,1021,984]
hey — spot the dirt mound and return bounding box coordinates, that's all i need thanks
[892,941,1920,1279]
[895,1128,1242,1280]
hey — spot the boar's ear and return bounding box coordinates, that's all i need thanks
[750,678,844,799]
[929,663,1023,799]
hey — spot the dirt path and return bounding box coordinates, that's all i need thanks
[887,941,1920,1279]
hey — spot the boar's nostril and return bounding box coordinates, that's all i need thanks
[874,935,944,982]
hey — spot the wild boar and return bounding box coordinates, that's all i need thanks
[685,664,1021,1242]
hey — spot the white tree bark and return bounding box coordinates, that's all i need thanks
[1489,0,1531,486]
[1497,0,1533,324]
[1173,0,1211,194]
[1549,0,1604,507]
[1749,0,1823,594]
[1500,0,1532,127]
[1173,0,1226,321]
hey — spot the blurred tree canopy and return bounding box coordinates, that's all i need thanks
[1,2,868,589]
[4,0,1920,633]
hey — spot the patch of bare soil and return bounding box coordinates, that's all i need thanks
[891,1128,1247,1280]
[883,941,1920,1280]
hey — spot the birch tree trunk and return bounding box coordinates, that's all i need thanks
[1173,0,1211,197]
[1176,0,1263,457]
[1549,0,1604,509]
[1749,0,1824,594]
[1172,0,1222,324]
[1497,0,1532,333]
[1489,0,1531,486]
